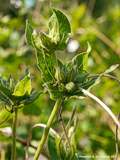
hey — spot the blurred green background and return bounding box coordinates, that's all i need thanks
[0,0,120,159]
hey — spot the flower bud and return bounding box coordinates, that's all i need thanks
[65,82,75,92]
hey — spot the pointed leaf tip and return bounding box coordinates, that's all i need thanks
[12,72,32,97]
[48,8,71,49]
[87,42,91,54]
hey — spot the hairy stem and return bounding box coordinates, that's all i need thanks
[81,88,120,128]
[34,98,62,160]
[11,108,18,160]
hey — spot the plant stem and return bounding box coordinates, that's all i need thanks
[34,98,62,160]
[11,108,18,160]
[115,114,120,160]
[81,88,120,129]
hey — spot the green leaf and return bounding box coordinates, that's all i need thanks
[25,20,33,46]
[0,77,12,97]
[55,60,65,82]
[32,34,55,81]
[20,91,41,105]
[12,72,31,97]
[72,43,91,71]
[31,8,71,52]
[32,31,43,50]
[83,42,91,70]
[39,32,56,52]
[80,76,98,89]
[8,75,15,92]
[0,91,13,106]
[44,83,62,100]
[55,60,75,83]
[48,136,59,160]
[74,72,89,83]
[0,77,14,106]
[31,27,56,52]
[0,108,12,127]
[36,48,56,81]
[48,8,71,49]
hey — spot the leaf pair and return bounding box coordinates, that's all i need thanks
[48,8,71,49]
[25,8,71,84]
[26,8,71,52]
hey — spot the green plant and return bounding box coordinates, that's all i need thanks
[25,8,120,160]
[0,7,119,160]
[0,70,39,160]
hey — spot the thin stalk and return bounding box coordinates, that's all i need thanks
[34,98,62,160]
[59,107,71,148]
[11,108,18,160]
[115,114,120,160]
[81,88,120,128]
[102,73,120,85]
